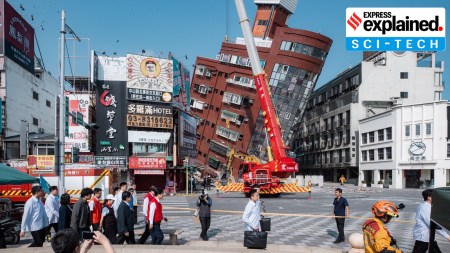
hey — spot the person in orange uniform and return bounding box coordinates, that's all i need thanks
[89,188,102,231]
[362,200,402,253]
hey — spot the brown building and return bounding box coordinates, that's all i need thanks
[190,0,332,179]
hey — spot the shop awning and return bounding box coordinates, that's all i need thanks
[0,164,39,185]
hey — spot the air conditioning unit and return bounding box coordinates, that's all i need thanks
[205,71,212,77]
[203,103,208,108]
[38,128,45,134]
[390,97,402,105]
[244,117,249,122]
[235,121,242,126]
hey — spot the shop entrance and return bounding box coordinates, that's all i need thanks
[405,170,421,188]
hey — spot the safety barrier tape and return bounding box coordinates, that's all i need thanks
[162,206,414,223]
[0,190,32,196]
[216,182,309,193]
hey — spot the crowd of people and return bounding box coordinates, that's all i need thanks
[20,182,169,250]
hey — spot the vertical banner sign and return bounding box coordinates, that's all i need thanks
[65,94,90,152]
[181,65,191,111]
[126,54,173,103]
[346,8,446,51]
[95,56,128,156]
[171,55,182,96]
[179,112,197,158]
[3,1,35,73]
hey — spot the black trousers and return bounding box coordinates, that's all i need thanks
[200,217,211,239]
[412,240,442,253]
[138,224,152,244]
[92,223,100,232]
[103,228,117,244]
[133,206,138,224]
[30,228,46,247]
[335,218,345,240]
[45,223,58,236]
[151,223,164,245]
[117,231,135,244]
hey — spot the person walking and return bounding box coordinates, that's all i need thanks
[242,189,261,231]
[138,186,156,244]
[339,175,346,186]
[362,200,402,253]
[148,188,168,245]
[45,186,60,240]
[89,188,102,231]
[99,194,117,244]
[127,188,137,224]
[57,193,72,231]
[412,189,450,253]
[333,188,349,244]
[20,186,49,247]
[113,182,127,217]
[116,191,135,244]
[130,186,138,224]
[71,188,93,239]
[197,189,212,241]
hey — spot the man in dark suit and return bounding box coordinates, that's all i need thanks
[116,191,135,244]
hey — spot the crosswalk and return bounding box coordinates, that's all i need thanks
[161,196,193,216]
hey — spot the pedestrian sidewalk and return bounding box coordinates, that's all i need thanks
[6,241,343,253]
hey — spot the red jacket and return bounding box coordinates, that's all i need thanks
[150,198,163,223]
[145,192,154,221]
[90,197,102,225]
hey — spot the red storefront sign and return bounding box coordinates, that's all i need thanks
[129,157,166,169]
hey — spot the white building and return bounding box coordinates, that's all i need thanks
[0,57,59,159]
[359,101,450,189]
[293,51,444,184]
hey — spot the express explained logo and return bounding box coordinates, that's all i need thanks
[346,8,446,51]
[347,11,444,34]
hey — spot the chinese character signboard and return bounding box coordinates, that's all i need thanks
[64,153,72,164]
[27,155,55,169]
[95,56,128,156]
[64,94,90,152]
[129,157,166,169]
[179,112,197,158]
[95,156,127,167]
[126,54,173,103]
[127,103,172,116]
[78,153,94,164]
[134,169,164,175]
[2,1,35,73]
[128,131,171,143]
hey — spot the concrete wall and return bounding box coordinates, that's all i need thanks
[4,58,58,137]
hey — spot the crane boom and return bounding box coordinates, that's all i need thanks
[234,0,288,161]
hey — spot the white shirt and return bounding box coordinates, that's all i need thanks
[132,191,138,206]
[142,194,153,220]
[413,201,449,242]
[149,197,163,225]
[113,190,123,217]
[21,196,49,232]
[242,200,261,231]
[44,194,59,224]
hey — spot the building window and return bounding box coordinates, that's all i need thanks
[33,91,39,100]
[36,144,55,155]
[378,129,384,141]
[345,110,350,125]
[222,92,243,105]
[400,72,408,79]
[426,123,432,135]
[369,132,375,143]
[386,127,392,140]
[447,144,450,158]
[369,150,375,161]
[33,117,39,126]
[415,124,421,136]
[257,20,269,26]
[362,133,367,144]
[400,92,408,98]
[216,126,240,141]
[338,113,343,126]
[405,125,410,137]
[46,100,51,108]
[378,148,384,160]
[386,147,392,159]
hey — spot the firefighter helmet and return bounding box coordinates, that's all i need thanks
[372,200,399,218]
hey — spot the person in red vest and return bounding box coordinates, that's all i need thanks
[148,188,168,245]
[89,188,102,231]
[138,185,156,244]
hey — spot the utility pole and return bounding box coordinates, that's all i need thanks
[58,10,66,193]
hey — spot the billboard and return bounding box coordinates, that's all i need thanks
[171,55,182,96]
[179,111,197,158]
[65,94,90,152]
[97,56,127,81]
[127,101,173,129]
[182,65,191,111]
[2,0,35,73]
[129,157,166,169]
[126,54,173,103]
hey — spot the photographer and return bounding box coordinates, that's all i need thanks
[196,190,212,241]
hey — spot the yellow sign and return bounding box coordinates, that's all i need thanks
[27,155,55,169]
[126,114,173,129]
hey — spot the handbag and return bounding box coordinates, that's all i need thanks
[260,217,271,232]
[244,231,267,249]
[193,208,199,217]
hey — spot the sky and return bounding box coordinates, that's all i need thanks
[7,0,450,98]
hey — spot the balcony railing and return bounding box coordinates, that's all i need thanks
[226,78,256,89]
